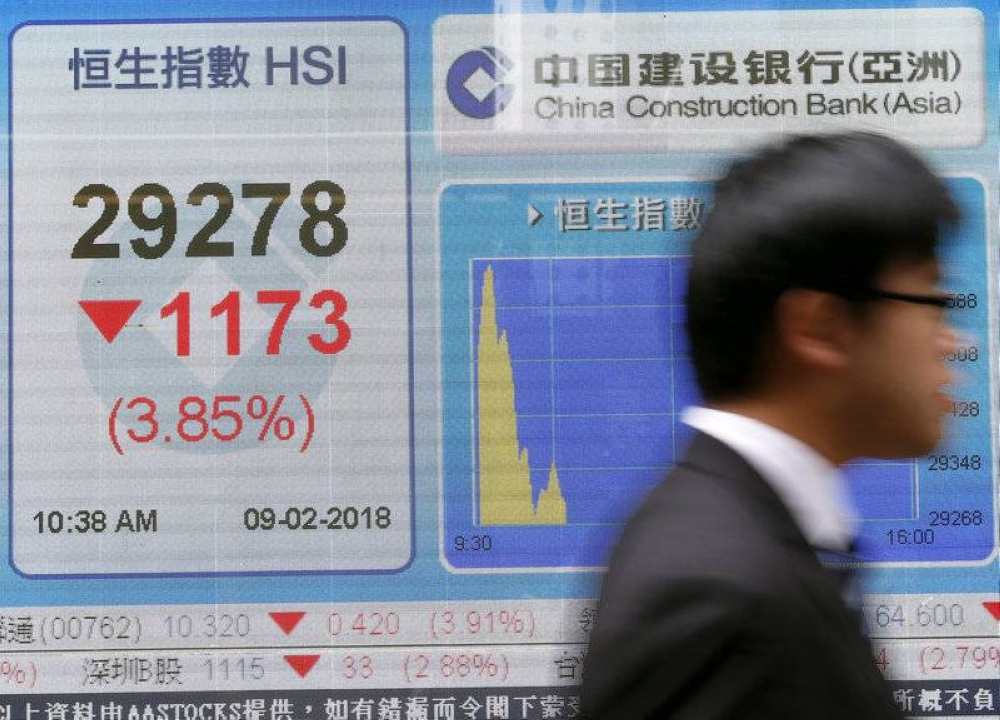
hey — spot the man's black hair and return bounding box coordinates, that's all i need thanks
[685,132,959,402]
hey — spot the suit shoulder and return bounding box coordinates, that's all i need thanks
[604,463,797,597]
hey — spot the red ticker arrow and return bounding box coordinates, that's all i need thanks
[284,654,320,678]
[984,602,1000,621]
[269,611,306,635]
[79,300,142,344]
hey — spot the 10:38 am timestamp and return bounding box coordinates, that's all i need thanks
[33,509,158,534]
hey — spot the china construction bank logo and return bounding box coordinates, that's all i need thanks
[446,46,514,119]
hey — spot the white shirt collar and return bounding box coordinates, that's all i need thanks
[681,406,858,551]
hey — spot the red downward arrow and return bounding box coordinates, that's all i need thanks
[269,611,306,635]
[284,654,320,678]
[984,602,1000,621]
[79,300,142,344]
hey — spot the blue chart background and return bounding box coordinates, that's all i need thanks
[441,180,995,572]
[472,258,915,532]
[472,256,695,532]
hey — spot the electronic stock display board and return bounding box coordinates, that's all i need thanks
[0,1,997,717]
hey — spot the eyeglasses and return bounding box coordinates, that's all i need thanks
[864,289,953,310]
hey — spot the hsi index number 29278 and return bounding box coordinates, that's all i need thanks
[71,180,347,259]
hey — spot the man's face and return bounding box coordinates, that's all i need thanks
[847,258,957,458]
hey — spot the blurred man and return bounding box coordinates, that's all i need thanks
[582,133,958,719]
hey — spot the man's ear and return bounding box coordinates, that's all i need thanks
[773,288,854,371]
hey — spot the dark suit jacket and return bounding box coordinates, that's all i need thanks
[582,432,903,719]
